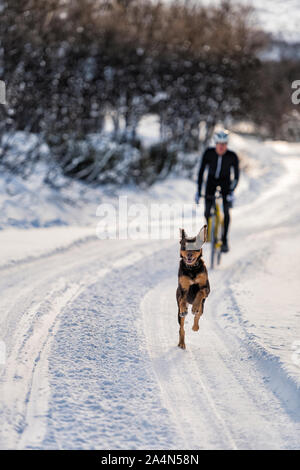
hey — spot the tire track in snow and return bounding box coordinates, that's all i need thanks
[40,243,179,450]
[0,238,170,449]
[141,278,300,449]
[141,282,237,450]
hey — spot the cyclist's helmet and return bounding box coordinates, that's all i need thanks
[214,129,229,144]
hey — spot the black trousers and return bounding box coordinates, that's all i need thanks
[204,177,231,243]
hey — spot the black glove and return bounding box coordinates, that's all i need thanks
[230,179,238,191]
[226,192,235,208]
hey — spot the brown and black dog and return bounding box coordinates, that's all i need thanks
[176,225,210,349]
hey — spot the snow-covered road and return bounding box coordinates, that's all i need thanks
[0,134,299,449]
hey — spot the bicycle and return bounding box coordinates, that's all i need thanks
[200,187,224,270]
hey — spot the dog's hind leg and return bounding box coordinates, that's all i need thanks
[178,315,186,349]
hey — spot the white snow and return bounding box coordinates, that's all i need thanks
[0,131,300,449]
[0,227,96,268]
[176,0,300,42]
[232,0,300,42]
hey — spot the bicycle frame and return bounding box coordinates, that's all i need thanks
[202,188,224,269]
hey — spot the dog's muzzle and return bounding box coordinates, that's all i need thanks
[185,256,195,265]
[184,254,200,267]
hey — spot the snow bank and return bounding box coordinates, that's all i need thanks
[218,134,300,393]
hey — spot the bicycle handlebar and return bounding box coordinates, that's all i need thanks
[198,192,223,200]
[198,185,223,200]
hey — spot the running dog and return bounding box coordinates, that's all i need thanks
[176,225,210,349]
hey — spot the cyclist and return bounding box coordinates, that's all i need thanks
[195,130,239,253]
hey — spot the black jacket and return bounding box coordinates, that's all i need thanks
[197,147,239,194]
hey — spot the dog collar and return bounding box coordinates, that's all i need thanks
[184,259,200,269]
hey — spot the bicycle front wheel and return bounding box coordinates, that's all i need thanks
[210,215,216,269]
[216,220,223,266]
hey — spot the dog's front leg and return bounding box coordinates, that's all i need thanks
[178,292,188,318]
[178,295,188,348]
[191,287,208,332]
[177,276,191,318]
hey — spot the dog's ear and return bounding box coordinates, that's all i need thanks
[197,225,207,244]
[179,228,186,241]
